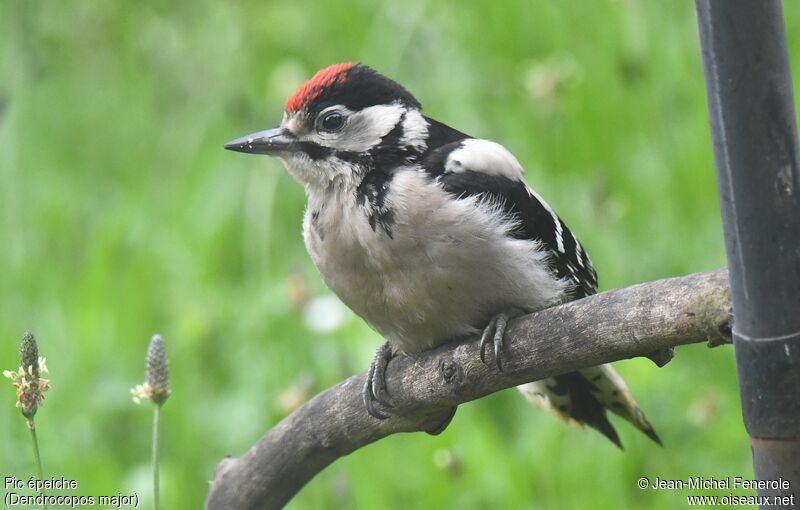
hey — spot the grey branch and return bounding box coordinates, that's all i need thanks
[205,269,732,509]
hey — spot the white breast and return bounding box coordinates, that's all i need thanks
[304,168,567,353]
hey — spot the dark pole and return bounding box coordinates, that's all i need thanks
[695,1,800,507]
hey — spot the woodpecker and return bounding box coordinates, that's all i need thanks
[225,62,660,447]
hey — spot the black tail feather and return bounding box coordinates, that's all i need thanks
[552,372,624,449]
[643,426,663,446]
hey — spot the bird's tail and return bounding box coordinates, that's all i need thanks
[517,364,660,448]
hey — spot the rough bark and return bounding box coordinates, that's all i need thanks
[205,269,732,509]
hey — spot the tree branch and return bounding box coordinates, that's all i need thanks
[205,269,732,509]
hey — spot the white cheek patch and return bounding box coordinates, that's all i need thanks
[320,103,406,153]
[444,139,525,181]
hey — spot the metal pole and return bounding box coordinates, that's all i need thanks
[695,1,800,507]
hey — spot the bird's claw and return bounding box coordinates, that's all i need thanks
[480,310,517,372]
[363,341,395,420]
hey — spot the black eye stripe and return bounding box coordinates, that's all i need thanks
[297,141,333,160]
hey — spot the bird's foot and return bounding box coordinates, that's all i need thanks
[480,309,522,372]
[363,341,395,420]
[363,341,458,435]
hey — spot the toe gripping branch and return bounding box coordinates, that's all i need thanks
[364,309,519,423]
[480,310,519,372]
[363,341,395,420]
[362,341,458,435]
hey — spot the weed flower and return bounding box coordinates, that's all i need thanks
[131,333,170,510]
[4,332,49,508]
[4,332,50,421]
[131,334,170,406]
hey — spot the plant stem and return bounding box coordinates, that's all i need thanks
[28,419,48,510]
[152,404,161,510]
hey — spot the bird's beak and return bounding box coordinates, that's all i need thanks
[224,127,299,156]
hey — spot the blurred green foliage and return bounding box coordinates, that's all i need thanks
[2,1,798,508]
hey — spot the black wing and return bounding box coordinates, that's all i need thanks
[422,141,598,299]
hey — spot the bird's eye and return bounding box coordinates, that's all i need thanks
[318,111,345,133]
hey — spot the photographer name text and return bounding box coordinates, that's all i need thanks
[649,476,790,491]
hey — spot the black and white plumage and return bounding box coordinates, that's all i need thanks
[225,63,659,447]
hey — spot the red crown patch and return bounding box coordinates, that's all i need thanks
[285,62,357,113]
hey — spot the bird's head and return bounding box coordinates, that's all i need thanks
[225,63,429,189]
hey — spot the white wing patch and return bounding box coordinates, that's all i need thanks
[444,139,525,180]
[443,138,566,254]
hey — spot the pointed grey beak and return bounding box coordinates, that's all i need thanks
[224,128,299,155]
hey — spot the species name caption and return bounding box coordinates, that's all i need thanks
[3,477,139,508]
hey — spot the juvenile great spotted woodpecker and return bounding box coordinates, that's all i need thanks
[225,62,660,447]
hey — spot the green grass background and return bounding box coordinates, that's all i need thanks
[2,1,798,508]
